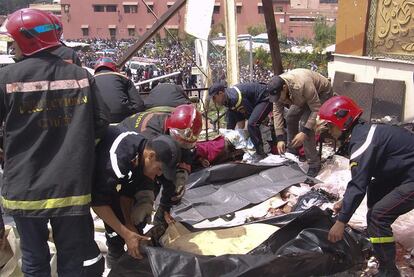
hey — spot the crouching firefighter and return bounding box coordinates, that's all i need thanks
[118,104,203,225]
[92,126,181,268]
[208,82,272,161]
[320,96,414,277]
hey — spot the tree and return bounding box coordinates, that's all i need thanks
[313,16,336,52]
[210,22,225,38]
[247,24,267,36]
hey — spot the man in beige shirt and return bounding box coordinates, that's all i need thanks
[268,68,332,177]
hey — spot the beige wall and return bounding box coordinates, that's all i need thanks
[328,54,414,122]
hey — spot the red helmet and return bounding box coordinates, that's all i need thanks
[165,104,203,149]
[2,9,61,56]
[49,13,63,39]
[94,57,117,73]
[319,96,363,131]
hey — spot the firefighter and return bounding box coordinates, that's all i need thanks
[320,96,414,277]
[208,81,272,161]
[0,8,108,276]
[92,126,181,267]
[268,68,332,177]
[94,57,145,123]
[118,104,202,225]
[49,13,82,66]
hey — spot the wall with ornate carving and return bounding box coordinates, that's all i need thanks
[366,0,414,60]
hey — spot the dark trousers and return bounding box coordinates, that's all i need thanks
[286,105,320,168]
[227,102,272,153]
[366,179,414,268]
[248,102,272,153]
[14,214,104,277]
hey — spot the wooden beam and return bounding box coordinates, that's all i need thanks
[117,0,187,68]
[224,0,239,85]
[262,0,283,75]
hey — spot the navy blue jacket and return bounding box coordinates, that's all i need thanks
[92,126,150,206]
[338,122,414,223]
[225,83,269,117]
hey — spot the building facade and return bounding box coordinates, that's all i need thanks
[59,0,337,40]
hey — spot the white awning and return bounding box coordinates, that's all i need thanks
[81,24,89,28]
[257,3,263,6]
[127,25,135,29]
[166,25,178,29]
[145,1,154,5]
[236,2,242,6]
[167,1,175,5]
[146,25,153,29]
[214,2,221,6]
[108,25,117,29]
[122,2,138,5]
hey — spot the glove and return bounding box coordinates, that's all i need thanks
[171,169,188,203]
[131,190,155,225]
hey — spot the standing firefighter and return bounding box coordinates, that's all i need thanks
[320,96,414,277]
[94,57,145,123]
[208,82,272,161]
[49,12,82,66]
[269,68,332,177]
[0,8,108,276]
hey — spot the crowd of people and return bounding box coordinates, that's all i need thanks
[65,37,274,88]
[0,8,411,277]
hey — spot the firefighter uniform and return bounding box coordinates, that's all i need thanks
[0,52,108,276]
[224,83,272,155]
[51,44,82,66]
[95,69,145,123]
[92,126,153,264]
[119,109,194,211]
[339,121,414,273]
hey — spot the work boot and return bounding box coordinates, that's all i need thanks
[306,165,321,177]
[373,265,401,277]
[106,250,124,269]
[252,146,267,162]
[106,240,125,269]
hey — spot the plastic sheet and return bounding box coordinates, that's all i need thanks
[172,163,311,224]
[109,207,369,277]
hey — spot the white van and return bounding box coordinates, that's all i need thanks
[0,55,14,68]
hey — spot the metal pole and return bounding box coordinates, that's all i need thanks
[116,0,187,68]
[249,35,253,82]
[134,71,180,86]
[224,0,239,85]
[262,0,284,75]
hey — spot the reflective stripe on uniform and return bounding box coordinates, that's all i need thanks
[1,194,91,210]
[369,236,395,244]
[350,161,358,168]
[83,253,103,267]
[232,86,243,111]
[6,78,90,93]
[350,125,377,160]
[110,131,139,178]
[106,231,118,238]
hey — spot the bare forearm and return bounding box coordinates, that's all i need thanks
[120,196,134,227]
